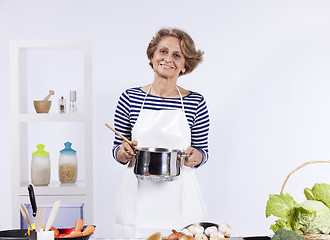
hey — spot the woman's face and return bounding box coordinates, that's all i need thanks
[151,36,186,79]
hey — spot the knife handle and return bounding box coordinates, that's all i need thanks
[28,184,37,217]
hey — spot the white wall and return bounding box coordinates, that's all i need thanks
[1,0,330,238]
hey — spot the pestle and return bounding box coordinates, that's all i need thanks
[42,90,55,101]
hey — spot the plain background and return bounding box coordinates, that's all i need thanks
[1,0,330,238]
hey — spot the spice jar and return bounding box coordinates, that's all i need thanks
[31,144,51,186]
[59,141,77,183]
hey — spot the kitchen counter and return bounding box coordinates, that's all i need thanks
[94,238,246,240]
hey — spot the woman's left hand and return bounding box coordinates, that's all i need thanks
[184,147,202,167]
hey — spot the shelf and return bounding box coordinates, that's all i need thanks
[19,181,87,196]
[18,113,86,122]
[11,39,93,228]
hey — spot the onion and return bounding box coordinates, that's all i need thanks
[167,230,185,240]
[179,235,195,240]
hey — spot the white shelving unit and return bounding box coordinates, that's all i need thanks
[10,39,93,228]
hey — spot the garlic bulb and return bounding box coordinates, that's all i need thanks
[205,226,218,237]
[187,225,204,236]
[218,223,232,237]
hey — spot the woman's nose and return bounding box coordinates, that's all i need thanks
[163,57,173,63]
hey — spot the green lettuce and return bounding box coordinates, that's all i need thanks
[266,193,297,231]
[266,183,330,235]
[292,200,330,235]
[304,183,330,208]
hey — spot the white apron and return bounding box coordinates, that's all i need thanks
[113,86,208,238]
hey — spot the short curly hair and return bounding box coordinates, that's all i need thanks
[146,28,204,76]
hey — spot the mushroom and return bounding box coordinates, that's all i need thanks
[187,225,204,236]
[218,223,232,237]
[182,229,193,236]
[204,226,218,237]
[194,233,208,240]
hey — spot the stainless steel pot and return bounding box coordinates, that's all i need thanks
[104,124,188,182]
[133,147,188,182]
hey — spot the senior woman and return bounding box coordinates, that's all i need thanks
[112,27,210,238]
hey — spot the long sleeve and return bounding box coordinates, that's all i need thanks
[190,95,210,167]
[112,90,132,164]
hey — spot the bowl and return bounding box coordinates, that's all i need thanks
[55,227,95,240]
[33,101,51,113]
[182,222,219,230]
[26,226,95,240]
[0,229,27,240]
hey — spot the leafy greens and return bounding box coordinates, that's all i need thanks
[266,183,330,235]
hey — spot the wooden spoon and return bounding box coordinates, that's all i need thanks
[20,203,32,229]
[42,90,55,101]
[45,200,61,231]
[105,123,140,151]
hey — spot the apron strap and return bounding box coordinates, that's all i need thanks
[140,85,152,111]
[141,85,186,112]
[176,86,186,113]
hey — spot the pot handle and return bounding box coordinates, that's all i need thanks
[178,152,191,167]
[178,152,190,158]
[126,149,138,156]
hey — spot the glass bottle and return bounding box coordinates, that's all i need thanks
[31,144,50,186]
[59,141,77,183]
[69,91,77,113]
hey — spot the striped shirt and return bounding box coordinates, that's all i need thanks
[112,87,210,167]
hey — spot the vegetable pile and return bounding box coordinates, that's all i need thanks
[266,183,330,235]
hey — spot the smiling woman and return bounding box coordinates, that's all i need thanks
[150,36,186,81]
[111,27,210,238]
[146,28,204,76]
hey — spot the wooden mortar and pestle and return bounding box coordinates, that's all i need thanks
[34,90,55,113]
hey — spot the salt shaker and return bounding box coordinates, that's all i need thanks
[31,144,50,186]
[59,141,77,183]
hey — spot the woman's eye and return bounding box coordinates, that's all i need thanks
[160,49,167,54]
[174,54,181,58]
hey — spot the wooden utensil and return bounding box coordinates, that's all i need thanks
[45,200,61,231]
[20,203,32,229]
[35,206,45,232]
[42,90,55,101]
[105,123,140,151]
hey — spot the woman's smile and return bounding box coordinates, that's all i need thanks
[160,63,175,69]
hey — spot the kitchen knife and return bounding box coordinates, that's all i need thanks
[28,184,37,217]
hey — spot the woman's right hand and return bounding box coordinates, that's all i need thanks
[116,140,138,164]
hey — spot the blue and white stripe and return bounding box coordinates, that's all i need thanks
[112,87,210,167]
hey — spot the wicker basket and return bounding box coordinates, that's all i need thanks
[280,160,330,240]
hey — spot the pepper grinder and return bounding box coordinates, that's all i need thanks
[69,91,77,113]
[59,96,66,113]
